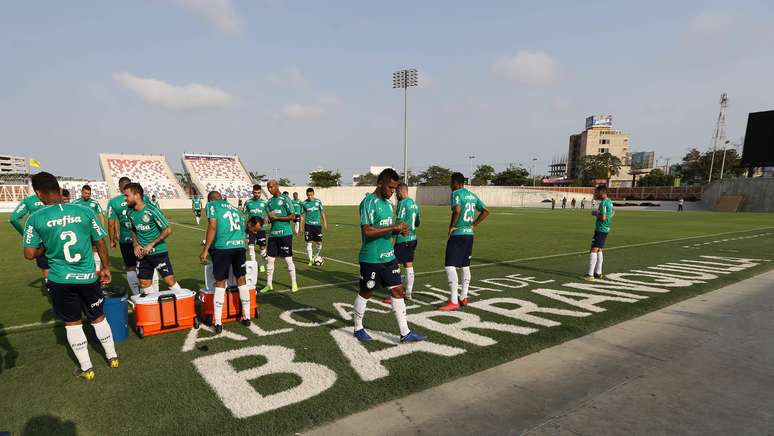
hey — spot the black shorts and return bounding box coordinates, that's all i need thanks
[35,254,49,270]
[119,242,138,268]
[394,240,418,264]
[359,260,402,292]
[194,209,201,217]
[591,231,608,249]
[248,229,267,247]
[211,248,246,281]
[48,280,104,322]
[294,215,301,223]
[267,236,293,258]
[138,252,174,280]
[445,235,474,267]
[304,224,323,242]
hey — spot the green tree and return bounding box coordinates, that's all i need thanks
[354,172,377,186]
[418,165,453,186]
[248,171,266,183]
[673,147,745,185]
[399,171,422,186]
[578,152,623,185]
[309,170,341,187]
[472,164,496,186]
[278,177,292,187]
[492,165,530,186]
[637,168,675,187]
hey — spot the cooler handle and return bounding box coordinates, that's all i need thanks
[158,293,180,330]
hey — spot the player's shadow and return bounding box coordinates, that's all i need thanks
[27,278,48,298]
[0,324,19,374]
[179,278,204,292]
[22,415,77,436]
[260,294,344,331]
[475,257,582,281]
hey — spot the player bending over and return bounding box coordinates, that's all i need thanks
[243,184,268,272]
[352,168,425,343]
[440,172,489,311]
[260,180,299,293]
[200,191,252,334]
[192,195,203,225]
[124,183,183,296]
[300,187,327,266]
[10,189,49,282]
[585,185,614,281]
[23,172,118,381]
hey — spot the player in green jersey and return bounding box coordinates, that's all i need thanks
[352,168,425,343]
[22,172,118,381]
[291,192,302,234]
[300,187,328,266]
[107,177,143,295]
[192,195,203,225]
[73,184,107,273]
[123,183,183,296]
[585,185,614,281]
[439,172,489,312]
[150,194,160,209]
[200,191,251,333]
[9,192,49,280]
[260,180,298,293]
[243,184,268,271]
[392,183,420,301]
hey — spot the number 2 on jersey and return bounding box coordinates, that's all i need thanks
[60,231,81,263]
[224,211,241,231]
[462,203,475,223]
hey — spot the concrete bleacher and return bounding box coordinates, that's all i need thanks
[99,153,185,200]
[182,153,253,199]
[58,180,109,200]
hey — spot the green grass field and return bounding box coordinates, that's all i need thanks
[1,206,773,436]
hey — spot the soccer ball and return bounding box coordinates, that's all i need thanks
[201,239,206,245]
[313,256,324,267]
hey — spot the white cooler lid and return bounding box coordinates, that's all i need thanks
[130,289,195,305]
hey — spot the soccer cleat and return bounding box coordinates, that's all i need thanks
[583,275,595,281]
[259,285,273,294]
[354,329,373,342]
[459,298,468,307]
[73,367,96,381]
[214,324,223,334]
[383,297,392,305]
[291,284,299,293]
[405,293,412,302]
[259,265,266,273]
[438,302,460,311]
[400,331,426,343]
[240,318,251,327]
[108,357,120,369]
[594,273,605,280]
[308,260,313,266]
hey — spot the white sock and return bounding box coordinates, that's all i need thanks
[314,242,322,257]
[405,267,415,296]
[195,216,200,225]
[588,252,598,276]
[169,282,182,291]
[126,270,140,295]
[445,266,459,304]
[294,222,299,233]
[266,257,275,287]
[460,266,471,300]
[93,252,101,272]
[260,247,267,258]
[306,242,313,261]
[285,257,297,286]
[248,244,256,262]
[353,294,368,331]
[92,319,117,359]
[65,324,92,371]
[391,297,410,336]
[213,287,225,325]
[595,251,604,276]
[238,284,251,319]
[140,287,152,296]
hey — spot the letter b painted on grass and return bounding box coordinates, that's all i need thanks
[192,346,337,418]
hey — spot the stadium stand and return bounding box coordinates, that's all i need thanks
[58,180,109,200]
[100,153,185,199]
[182,153,253,199]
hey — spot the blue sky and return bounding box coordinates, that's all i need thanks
[1,0,773,183]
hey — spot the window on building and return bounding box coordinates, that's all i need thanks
[599,139,610,145]
[598,148,609,154]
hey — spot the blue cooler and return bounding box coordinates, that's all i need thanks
[103,288,129,342]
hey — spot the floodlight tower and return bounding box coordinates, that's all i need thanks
[708,93,728,183]
[393,68,418,183]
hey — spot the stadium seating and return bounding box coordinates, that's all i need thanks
[101,154,184,199]
[183,154,252,199]
[58,180,109,199]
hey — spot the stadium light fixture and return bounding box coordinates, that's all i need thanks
[393,68,419,184]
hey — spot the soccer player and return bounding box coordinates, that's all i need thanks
[108,177,141,295]
[200,191,251,333]
[9,189,49,281]
[260,180,298,293]
[678,197,684,212]
[61,189,71,203]
[73,184,107,272]
[291,192,302,235]
[22,172,118,381]
[150,194,160,209]
[124,183,183,296]
[300,188,327,266]
[439,172,489,311]
[243,184,268,272]
[586,185,614,281]
[352,168,425,343]
[192,195,203,225]
[393,183,420,301]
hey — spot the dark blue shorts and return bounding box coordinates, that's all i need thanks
[359,260,402,292]
[304,224,323,242]
[138,252,174,280]
[591,230,608,249]
[445,235,474,267]
[248,228,267,247]
[194,209,201,217]
[267,236,293,258]
[211,248,246,281]
[35,254,49,270]
[394,240,418,264]
[119,242,138,268]
[48,280,103,323]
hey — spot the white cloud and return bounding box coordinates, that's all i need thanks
[279,95,341,120]
[175,0,241,34]
[492,50,559,86]
[113,72,233,112]
[268,67,308,88]
[689,11,735,35]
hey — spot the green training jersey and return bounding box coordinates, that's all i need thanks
[243,197,268,221]
[128,204,170,255]
[301,198,324,226]
[206,200,246,249]
[192,197,202,210]
[396,197,420,244]
[23,203,106,284]
[72,198,104,216]
[359,193,396,263]
[291,198,302,215]
[450,188,486,236]
[595,198,614,233]
[9,195,45,235]
[266,195,294,238]
[150,198,160,209]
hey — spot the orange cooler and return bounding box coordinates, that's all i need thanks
[198,287,259,326]
[131,289,198,338]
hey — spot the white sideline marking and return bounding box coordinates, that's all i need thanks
[681,232,771,249]
[1,320,58,333]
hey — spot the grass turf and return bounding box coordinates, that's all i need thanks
[0,205,773,435]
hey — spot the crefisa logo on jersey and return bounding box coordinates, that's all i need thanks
[46,215,83,228]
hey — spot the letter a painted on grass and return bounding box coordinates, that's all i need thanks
[408,310,538,346]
